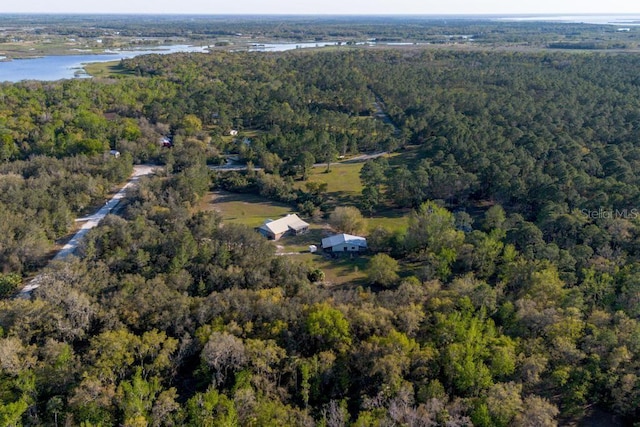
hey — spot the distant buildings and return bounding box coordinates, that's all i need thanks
[321,233,367,253]
[257,214,309,240]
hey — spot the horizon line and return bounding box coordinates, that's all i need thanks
[0,12,639,17]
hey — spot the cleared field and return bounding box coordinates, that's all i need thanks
[366,213,409,234]
[84,61,134,78]
[295,252,369,285]
[277,226,330,252]
[200,190,371,286]
[201,152,419,286]
[200,190,293,227]
[298,162,364,209]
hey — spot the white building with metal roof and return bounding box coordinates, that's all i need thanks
[321,233,367,253]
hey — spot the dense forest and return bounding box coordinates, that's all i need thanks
[3,44,640,425]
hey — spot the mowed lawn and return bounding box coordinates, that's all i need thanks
[200,190,293,227]
[295,252,369,285]
[301,162,410,233]
[366,212,410,234]
[301,163,364,209]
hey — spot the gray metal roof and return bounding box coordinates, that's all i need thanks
[259,214,309,235]
[321,233,367,249]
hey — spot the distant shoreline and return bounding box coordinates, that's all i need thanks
[0,12,639,19]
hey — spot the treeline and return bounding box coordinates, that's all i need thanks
[548,42,630,50]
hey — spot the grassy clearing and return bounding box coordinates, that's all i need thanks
[297,163,364,211]
[292,252,369,286]
[0,40,102,58]
[200,190,293,227]
[296,160,410,233]
[366,213,410,234]
[84,61,134,78]
[308,163,363,194]
[199,190,370,286]
[278,226,329,252]
[200,149,424,287]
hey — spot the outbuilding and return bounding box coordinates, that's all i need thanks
[321,233,367,253]
[257,214,309,240]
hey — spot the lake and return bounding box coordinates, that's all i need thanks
[0,41,344,82]
[245,41,340,51]
[0,45,208,83]
[497,14,640,25]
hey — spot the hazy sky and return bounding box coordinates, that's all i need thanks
[2,0,639,15]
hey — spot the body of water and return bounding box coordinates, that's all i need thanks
[5,13,637,84]
[246,41,340,52]
[0,42,341,82]
[0,45,207,83]
[497,14,640,25]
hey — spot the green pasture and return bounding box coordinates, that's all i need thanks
[200,191,293,227]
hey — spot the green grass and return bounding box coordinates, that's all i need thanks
[309,163,364,193]
[294,252,369,286]
[366,213,410,234]
[84,61,134,78]
[239,130,263,138]
[278,226,327,251]
[200,190,294,227]
[297,163,364,210]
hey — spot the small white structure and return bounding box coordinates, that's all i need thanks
[309,245,318,253]
[109,150,120,158]
[229,129,238,136]
[322,234,367,253]
[257,214,309,240]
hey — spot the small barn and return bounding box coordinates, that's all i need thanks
[257,214,309,240]
[321,234,367,253]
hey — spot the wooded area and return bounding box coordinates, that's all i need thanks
[2,42,640,425]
